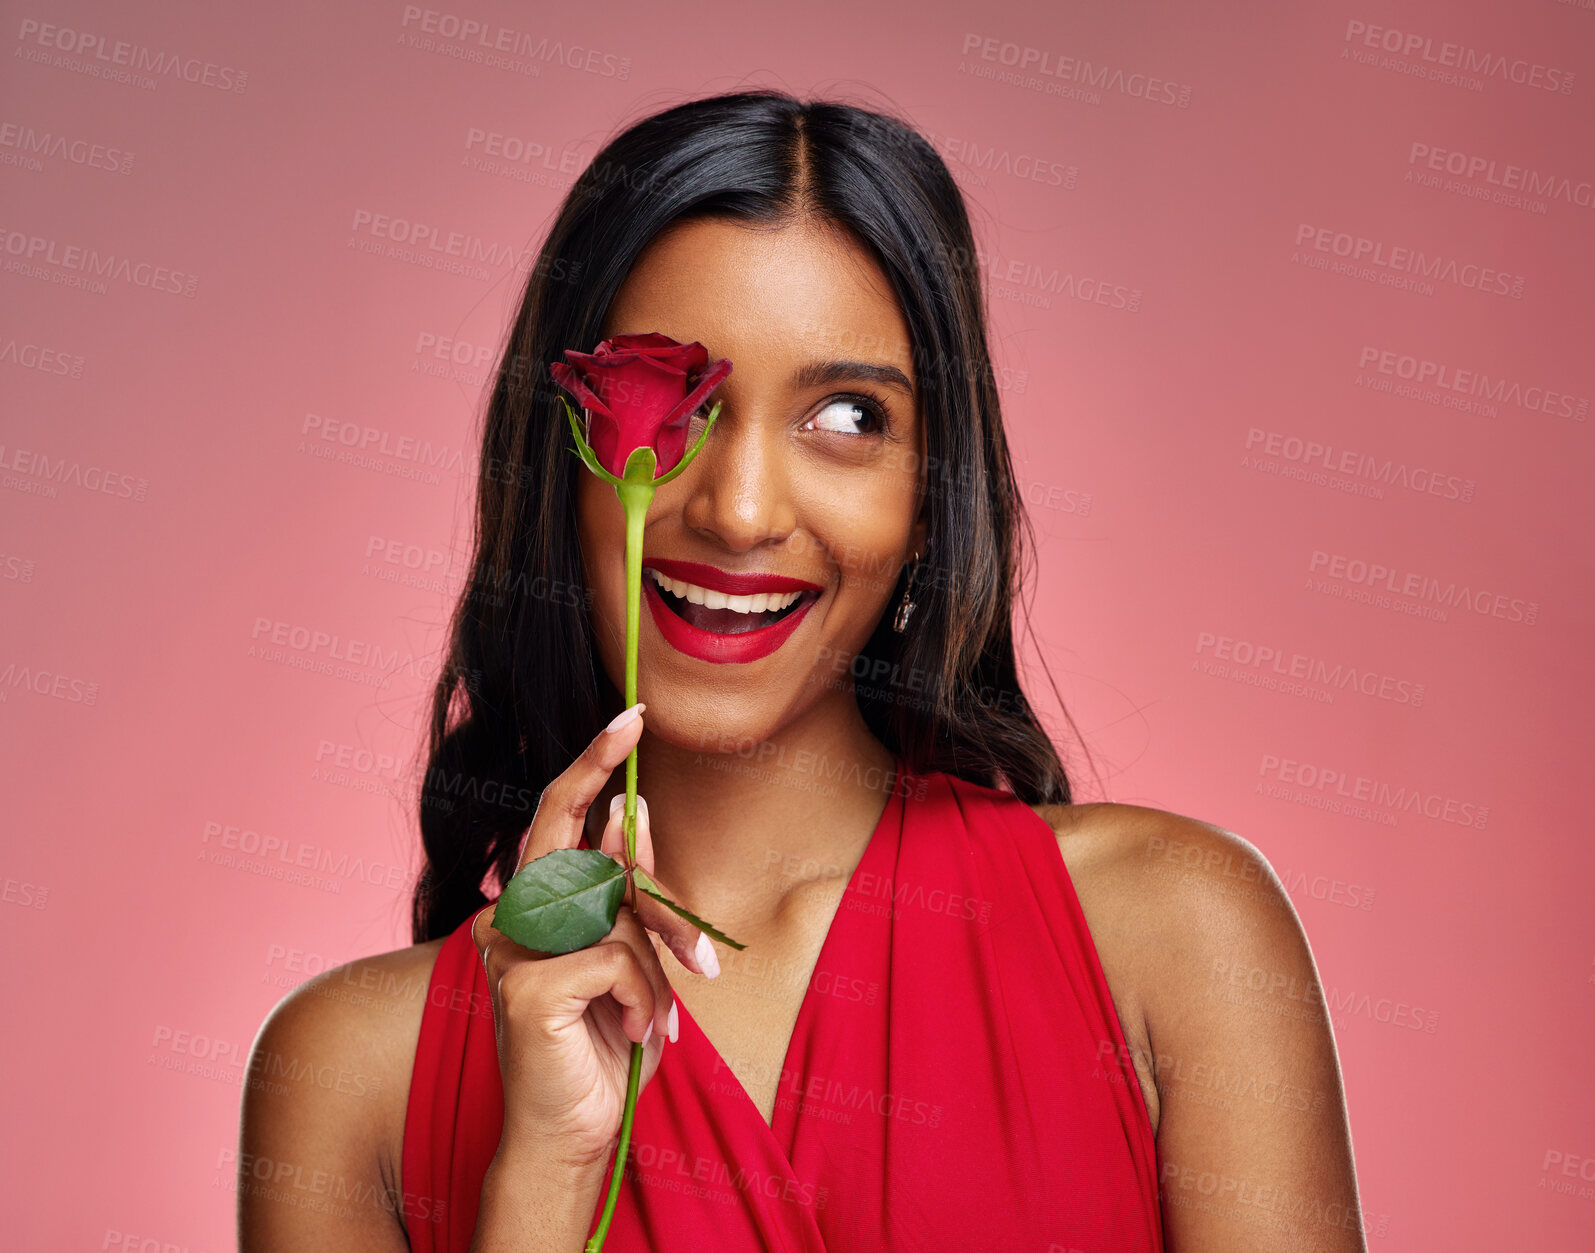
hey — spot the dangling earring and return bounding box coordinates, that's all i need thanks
[893,551,921,634]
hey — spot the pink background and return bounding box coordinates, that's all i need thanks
[3,1,1593,1248]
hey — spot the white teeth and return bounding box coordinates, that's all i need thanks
[647,569,804,615]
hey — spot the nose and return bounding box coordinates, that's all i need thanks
[677,405,797,554]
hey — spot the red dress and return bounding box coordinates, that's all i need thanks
[403,764,1164,1251]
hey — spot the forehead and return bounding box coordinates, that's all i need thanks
[600,216,914,382]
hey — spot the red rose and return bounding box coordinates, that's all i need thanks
[549,332,732,480]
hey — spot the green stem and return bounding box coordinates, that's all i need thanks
[615,477,654,872]
[584,1044,643,1252]
[586,474,654,1253]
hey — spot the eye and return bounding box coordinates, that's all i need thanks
[803,394,888,437]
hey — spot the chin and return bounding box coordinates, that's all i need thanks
[636,693,784,760]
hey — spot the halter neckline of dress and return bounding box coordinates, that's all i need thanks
[670,762,904,1146]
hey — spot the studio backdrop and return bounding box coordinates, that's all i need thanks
[1,1,1591,1249]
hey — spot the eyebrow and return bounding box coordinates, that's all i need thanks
[790,358,915,397]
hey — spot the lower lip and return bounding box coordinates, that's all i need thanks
[643,576,817,664]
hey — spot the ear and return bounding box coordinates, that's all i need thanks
[907,510,929,566]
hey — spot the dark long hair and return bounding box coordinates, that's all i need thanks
[410,88,1091,944]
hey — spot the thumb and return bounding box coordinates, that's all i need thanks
[601,793,656,876]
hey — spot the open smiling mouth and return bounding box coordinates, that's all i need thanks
[645,568,820,636]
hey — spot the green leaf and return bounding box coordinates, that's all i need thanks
[622,445,658,481]
[632,867,747,950]
[561,395,624,487]
[493,848,629,954]
[649,400,721,487]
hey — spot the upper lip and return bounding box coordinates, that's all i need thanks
[642,557,823,595]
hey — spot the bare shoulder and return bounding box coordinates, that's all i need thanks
[1023,802,1298,1133]
[1026,799,1309,1033]
[1031,798,1272,881]
[1029,802,1368,1249]
[1024,801,1270,1135]
[238,937,446,1251]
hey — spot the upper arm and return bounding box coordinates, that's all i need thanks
[1126,813,1369,1252]
[237,956,424,1252]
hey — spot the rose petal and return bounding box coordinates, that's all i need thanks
[550,337,731,480]
[549,360,613,419]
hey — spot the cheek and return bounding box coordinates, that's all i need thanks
[810,479,918,606]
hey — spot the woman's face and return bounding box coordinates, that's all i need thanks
[576,215,927,751]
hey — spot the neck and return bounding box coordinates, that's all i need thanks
[590,692,900,932]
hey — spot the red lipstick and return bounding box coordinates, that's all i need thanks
[642,559,822,664]
[643,558,822,595]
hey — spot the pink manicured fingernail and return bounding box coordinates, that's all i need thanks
[610,793,624,816]
[667,999,679,1043]
[606,702,645,733]
[694,931,720,979]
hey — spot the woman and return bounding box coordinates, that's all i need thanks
[239,89,1366,1251]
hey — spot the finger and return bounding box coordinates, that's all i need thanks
[600,791,655,874]
[600,793,718,980]
[473,900,554,988]
[470,901,507,969]
[548,940,660,1045]
[516,702,646,874]
[607,904,676,1042]
[474,904,663,1048]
